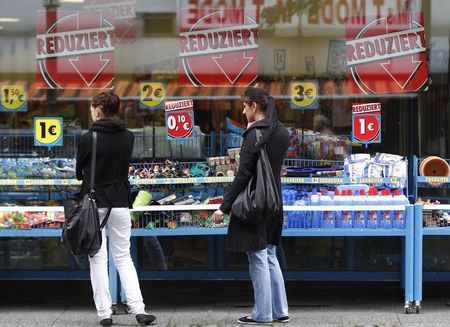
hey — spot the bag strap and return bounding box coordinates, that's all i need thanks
[90,131,97,193]
[100,207,112,229]
[255,128,263,145]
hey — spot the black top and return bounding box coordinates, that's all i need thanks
[76,119,134,208]
[219,119,290,252]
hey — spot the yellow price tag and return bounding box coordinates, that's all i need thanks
[140,82,166,109]
[291,81,319,109]
[34,117,63,147]
[1,85,27,111]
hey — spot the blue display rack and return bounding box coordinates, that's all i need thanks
[413,203,450,313]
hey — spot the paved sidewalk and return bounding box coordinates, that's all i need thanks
[1,299,450,327]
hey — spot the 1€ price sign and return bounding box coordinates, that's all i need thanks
[34,117,63,147]
[352,103,381,145]
[139,81,166,109]
[290,80,319,110]
[0,85,27,112]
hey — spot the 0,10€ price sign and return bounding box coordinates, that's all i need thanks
[290,80,319,110]
[34,117,63,147]
[0,85,27,112]
[139,81,166,109]
[165,99,194,140]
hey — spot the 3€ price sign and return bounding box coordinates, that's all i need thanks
[165,99,194,140]
[352,103,381,145]
[34,117,63,147]
[0,85,27,112]
[290,80,319,110]
[139,81,166,109]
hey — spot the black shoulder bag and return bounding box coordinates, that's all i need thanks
[231,128,281,224]
[61,131,112,257]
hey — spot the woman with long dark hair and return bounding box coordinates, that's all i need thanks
[213,87,290,324]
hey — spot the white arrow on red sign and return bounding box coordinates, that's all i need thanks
[380,13,422,89]
[212,52,254,84]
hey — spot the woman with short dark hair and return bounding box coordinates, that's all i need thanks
[213,87,291,325]
[76,91,156,326]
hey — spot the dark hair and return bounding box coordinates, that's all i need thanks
[243,87,278,148]
[92,91,120,117]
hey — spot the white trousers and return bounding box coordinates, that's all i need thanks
[89,207,146,320]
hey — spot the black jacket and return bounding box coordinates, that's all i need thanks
[76,119,134,208]
[220,119,290,252]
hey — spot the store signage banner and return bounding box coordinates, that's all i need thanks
[290,80,319,110]
[36,10,115,89]
[139,81,166,110]
[0,84,27,112]
[34,117,63,147]
[179,8,259,87]
[165,100,194,140]
[83,0,136,44]
[345,12,428,94]
[352,103,381,145]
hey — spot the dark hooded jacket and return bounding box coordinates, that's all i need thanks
[219,119,290,252]
[76,119,134,208]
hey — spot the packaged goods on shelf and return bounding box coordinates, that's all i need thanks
[286,128,351,160]
[344,153,407,188]
[0,158,75,179]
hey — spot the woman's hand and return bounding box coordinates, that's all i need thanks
[212,209,224,224]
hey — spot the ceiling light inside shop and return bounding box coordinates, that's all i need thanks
[0,18,20,23]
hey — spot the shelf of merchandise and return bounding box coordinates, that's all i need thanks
[0,176,403,186]
[412,156,450,201]
[0,203,415,310]
[413,204,450,313]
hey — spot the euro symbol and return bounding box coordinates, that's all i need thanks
[48,125,57,136]
[305,89,314,98]
[154,88,162,98]
[368,123,374,131]
[18,95,24,102]
[183,122,189,131]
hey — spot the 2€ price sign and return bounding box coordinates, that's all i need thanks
[290,80,319,110]
[139,81,166,109]
[34,117,63,147]
[352,114,381,144]
[0,85,27,112]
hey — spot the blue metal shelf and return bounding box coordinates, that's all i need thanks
[0,229,61,237]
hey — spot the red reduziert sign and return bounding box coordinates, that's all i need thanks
[36,10,115,89]
[179,8,259,87]
[346,12,428,94]
[83,0,136,44]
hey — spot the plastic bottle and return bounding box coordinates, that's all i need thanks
[340,189,353,228]
[310,189,321,228]
[379,189,393,229]
[333,189,343,228]
[320,189,335,228]
[366,187,380,229]
[353,189,366,228]
[392,188,409,229]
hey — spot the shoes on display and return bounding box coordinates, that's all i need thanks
[99,318,113,326]
[237,316,272,325]
[136,313,157,325]
[274,316,290,323]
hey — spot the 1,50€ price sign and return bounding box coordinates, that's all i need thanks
[1,85,27,112]
[34,117,63,147]
[165,99,194,139]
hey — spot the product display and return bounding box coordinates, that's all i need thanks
[0,158,76,179]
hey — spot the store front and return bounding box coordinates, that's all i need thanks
[0,0,449,285]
